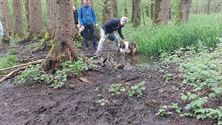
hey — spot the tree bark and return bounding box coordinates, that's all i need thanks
[159,0,171,24]
[112,0,118,17]
[176,0,192,23]
[205,0,212,14]
[28,0,42,34]
[0,0,10,44]
[13,0,23,36]
[42,0,78,72]
[152,0,161,24]
[131,0,141,27]
[150,0,154,20]
[102,0,112,23]
[46,0,56,40]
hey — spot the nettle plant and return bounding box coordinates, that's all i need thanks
[16,58,91,88]
[158,42,222,125]
[109,81,146,97]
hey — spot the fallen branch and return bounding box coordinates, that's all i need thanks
[0,59,44,73]
[0,66,27,83]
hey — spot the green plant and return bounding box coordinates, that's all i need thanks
[17,64,68,88]
[97,99,109,106]
[108,81,146,97]
[159,42,222,124]
[50,69,68,88]
[17,64,43,84]
[62,59,88,74]
[109,83,128,96]
[156,103,181,117]
[127,81,146,97]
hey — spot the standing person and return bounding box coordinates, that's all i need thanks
[78,0,98,50]
[95,17,128,57]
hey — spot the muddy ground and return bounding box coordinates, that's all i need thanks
[0,41,215,125]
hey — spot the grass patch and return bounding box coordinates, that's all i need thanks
[0,48,18,69]
[126,14,222,56]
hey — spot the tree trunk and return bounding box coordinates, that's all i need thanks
[13,0,23,36]
[112,0,118,17]
[150,0,154,20]
[205,0,212,14]
[46,0,56,40]
[158,0,171,24]
[102,0,112,23]
[25,0,29,31]
[0,0,10,44]
[124,0,128,17]
[28,0,42,34]
[195,0,199,14]
[42,0,78,72]
[176,0,192,23]
[131,0,141,27]
[152,0,161,24]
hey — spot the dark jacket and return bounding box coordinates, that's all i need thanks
[102,18,125,39]
[78,5,97,26]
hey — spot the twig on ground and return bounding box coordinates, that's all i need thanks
[0,59,44,73]
[0,66,27,83]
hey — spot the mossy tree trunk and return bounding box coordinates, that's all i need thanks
[112,0,118,18]
[131,0,141,27]
[0,0,11,45]
[13,0,23,36]
[42,0,78,72]
[102,0,112,23]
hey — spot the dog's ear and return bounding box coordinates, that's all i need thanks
[119,40,125,49]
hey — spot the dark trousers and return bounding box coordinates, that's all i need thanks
[82,24,97,49]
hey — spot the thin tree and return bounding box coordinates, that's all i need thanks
[131,0,141,27]
[46,0,56,40]
[159,0,171,24]
[112,0,118,17]
[102,0,112,23]
[0,0,10,44]
[42,0,78,71]
[152,0,160,24]
[124,0,128,17]
[205,0,212,14]
[176,0,192,23]
[13,0,23,36]
[27,0,42,34]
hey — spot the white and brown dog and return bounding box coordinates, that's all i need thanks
[118,39,137,56]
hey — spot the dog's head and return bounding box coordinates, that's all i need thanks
[119,40,137,56]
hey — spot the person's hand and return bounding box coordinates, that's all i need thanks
[79,26,85,33]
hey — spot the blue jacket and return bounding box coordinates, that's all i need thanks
[78,5,97,26]
[102,18,125,39]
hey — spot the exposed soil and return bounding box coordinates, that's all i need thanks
[0,40,215,125]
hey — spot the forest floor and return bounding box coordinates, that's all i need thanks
[0,40,215,125]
